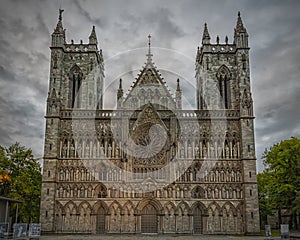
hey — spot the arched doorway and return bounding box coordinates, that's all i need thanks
[141,204,158,233]
[96,206,106,233]
[193,205,203,234]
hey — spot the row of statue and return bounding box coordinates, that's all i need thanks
[58,166,242,183]
[56,184,242,200]
[59,138,240,159]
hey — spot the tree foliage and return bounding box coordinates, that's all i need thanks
[0,143,42,224]
[258,137,300,229]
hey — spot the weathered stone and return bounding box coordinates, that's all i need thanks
[40,10,260,235]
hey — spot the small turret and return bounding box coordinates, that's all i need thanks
[234,12,248,48]
[176,78,182,109]
[51,9,65,47]
[89,26,98,45]
[202,23,211,45]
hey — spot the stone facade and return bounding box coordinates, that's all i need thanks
[40,10,260,235]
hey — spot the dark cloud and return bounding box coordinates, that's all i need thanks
[0,0,299,171]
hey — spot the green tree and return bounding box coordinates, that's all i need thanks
[257,172,272,227]
[0,143,42,223]
[259,137,300,229]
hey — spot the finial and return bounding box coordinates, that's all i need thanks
[216,35,220,44]
[148,34,151,47]
[176,78,181,91]
[59,8,64,21]
[146,34,153,65]
[236,11,245,32]
[225,35,228,44]
[202,22,210,44]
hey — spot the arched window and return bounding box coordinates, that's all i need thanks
[216,65,231,109]
[69,64,83,108]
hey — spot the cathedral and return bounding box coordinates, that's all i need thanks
[40,9,260,235]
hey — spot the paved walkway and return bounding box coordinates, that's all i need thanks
[39,234,279,240]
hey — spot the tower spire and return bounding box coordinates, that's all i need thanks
[54,8,64,33]
[146,34,153,65]
[236,11,246,32]
[234,11,248,48]
[52,8,65,46]
[89,25,98,45]
[202,23,211,45]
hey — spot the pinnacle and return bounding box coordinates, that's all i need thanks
[146,34,154,66]
[236,11,246,32]
[202,22,210,44]
[54,8,64,34]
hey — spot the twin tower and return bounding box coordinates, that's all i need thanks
[41,9,259,235]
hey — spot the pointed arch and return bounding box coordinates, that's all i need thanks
[64,200,78,214]
[122,200,136,233]
[164,201,177,215]
[54,201,65,232]
[163,201,176,233]
[92,200,109,214]
[69,64,83,108]
[216,65,232,80]
[94,183,107,198]
[207,201,222,215]
[216,65,232,109]
[192,185,205,199]
[77,201,92,232]
[123,200,135,215]
[64,200,78,232]
[78,201,92,212]
[109,200,122,233]
[109,200,123,214]
[191,201,208,216]
[221,201,237,232]
[136,198,163,215]
[207,201,222,233]
[222,201,237,216]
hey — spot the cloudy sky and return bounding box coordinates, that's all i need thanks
[0,0,299,171]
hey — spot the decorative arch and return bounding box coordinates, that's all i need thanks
[222,201,237,216]
[221,201,237,232]
[109,200,123,214]
[94,183,107,198]
[109,201,122,233]
[64,200,78,232]
[177,201,191,233]
[64,200,78,214]
[191,185,205,199]
[122,201,136,233]
[164,201,177,215]
[54,201,65,232]
[207,201,222,233]
[78,201,92,232]
[163,201,176,233]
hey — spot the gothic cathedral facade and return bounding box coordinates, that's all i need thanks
[40,10,260,235]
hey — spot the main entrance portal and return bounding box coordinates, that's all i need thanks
[141,204,158,233]
[96,206,106,233]
[193,206,203,234]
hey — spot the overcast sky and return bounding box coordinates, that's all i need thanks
[0,0,299,171]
